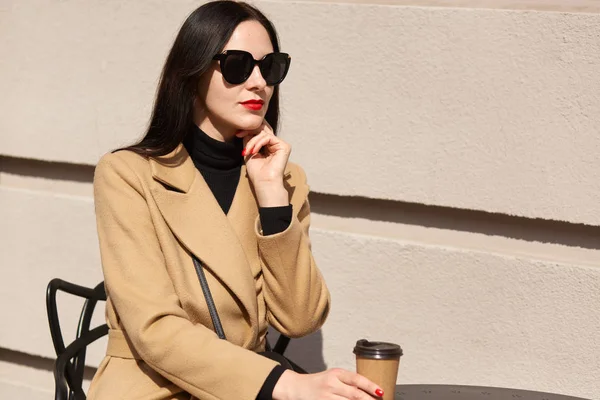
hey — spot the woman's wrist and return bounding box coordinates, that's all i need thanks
[272,370,297,400]
[254,182,288,207]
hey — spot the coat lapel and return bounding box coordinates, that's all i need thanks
[148,144,257,323]
[226,167,262,277]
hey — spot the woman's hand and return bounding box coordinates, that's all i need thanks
[236,121,291,207]
[272,369,384,400]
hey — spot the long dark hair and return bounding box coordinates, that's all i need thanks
[123,1,282,157]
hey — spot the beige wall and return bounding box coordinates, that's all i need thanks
[1,0,599,398]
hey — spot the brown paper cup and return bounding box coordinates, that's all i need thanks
[354,339,403,400]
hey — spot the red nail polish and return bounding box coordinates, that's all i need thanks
[375,388,384,397]
[241,149,246,156]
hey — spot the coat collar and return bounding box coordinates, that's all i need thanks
[148,144,259,332]
[149,144,196,193]
[148,143,293,192]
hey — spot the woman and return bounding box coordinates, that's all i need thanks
[88,1,383,399]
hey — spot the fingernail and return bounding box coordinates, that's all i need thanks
[375,388,384,397]
[241,149,247,156]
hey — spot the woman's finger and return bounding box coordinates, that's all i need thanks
[243,131,267,156]
[246,130,276,155]
[250,135,278,155]
[337,370,383,398]
[242,131,262,155]
[240,122,278,156]
[336,384,378,400]
[237,132,255,155]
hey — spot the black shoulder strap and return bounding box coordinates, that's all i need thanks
[192,256,227,340]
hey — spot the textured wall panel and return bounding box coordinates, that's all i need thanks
[0,355,94,399]
[0,0,198,163]
[0,188,105,363]
[0,357,53,398]
[297,0,600,13]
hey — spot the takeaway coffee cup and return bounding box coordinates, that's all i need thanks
[353,339,403,400]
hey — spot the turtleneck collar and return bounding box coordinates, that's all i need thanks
[183,124,244,171]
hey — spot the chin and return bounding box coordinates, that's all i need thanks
[236,114,265,131]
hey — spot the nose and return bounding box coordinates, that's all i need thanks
[245,64,267,90]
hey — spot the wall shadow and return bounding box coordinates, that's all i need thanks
[0,347,97,380]
[0,155,95,183]
[268,327,327,372]
[309,192,600,251]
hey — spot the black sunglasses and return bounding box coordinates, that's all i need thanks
[212,50,291,86]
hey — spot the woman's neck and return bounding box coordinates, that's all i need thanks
[194,112,238,143]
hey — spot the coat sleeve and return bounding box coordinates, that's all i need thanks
[94,153,278,400]
[255,163,331,337]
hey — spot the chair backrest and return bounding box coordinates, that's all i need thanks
[46,279,108,400]
[46,278,295,400]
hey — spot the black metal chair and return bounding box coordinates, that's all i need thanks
[46,279,296,400]
[46,279,108,400]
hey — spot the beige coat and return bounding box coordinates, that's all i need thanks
[87,144,330,400]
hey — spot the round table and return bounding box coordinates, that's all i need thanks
[394,385,591,400]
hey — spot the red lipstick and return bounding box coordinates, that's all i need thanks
[241,99,264,111]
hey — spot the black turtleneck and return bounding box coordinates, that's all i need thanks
[183,124,245,215]
[183,125,290,399]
